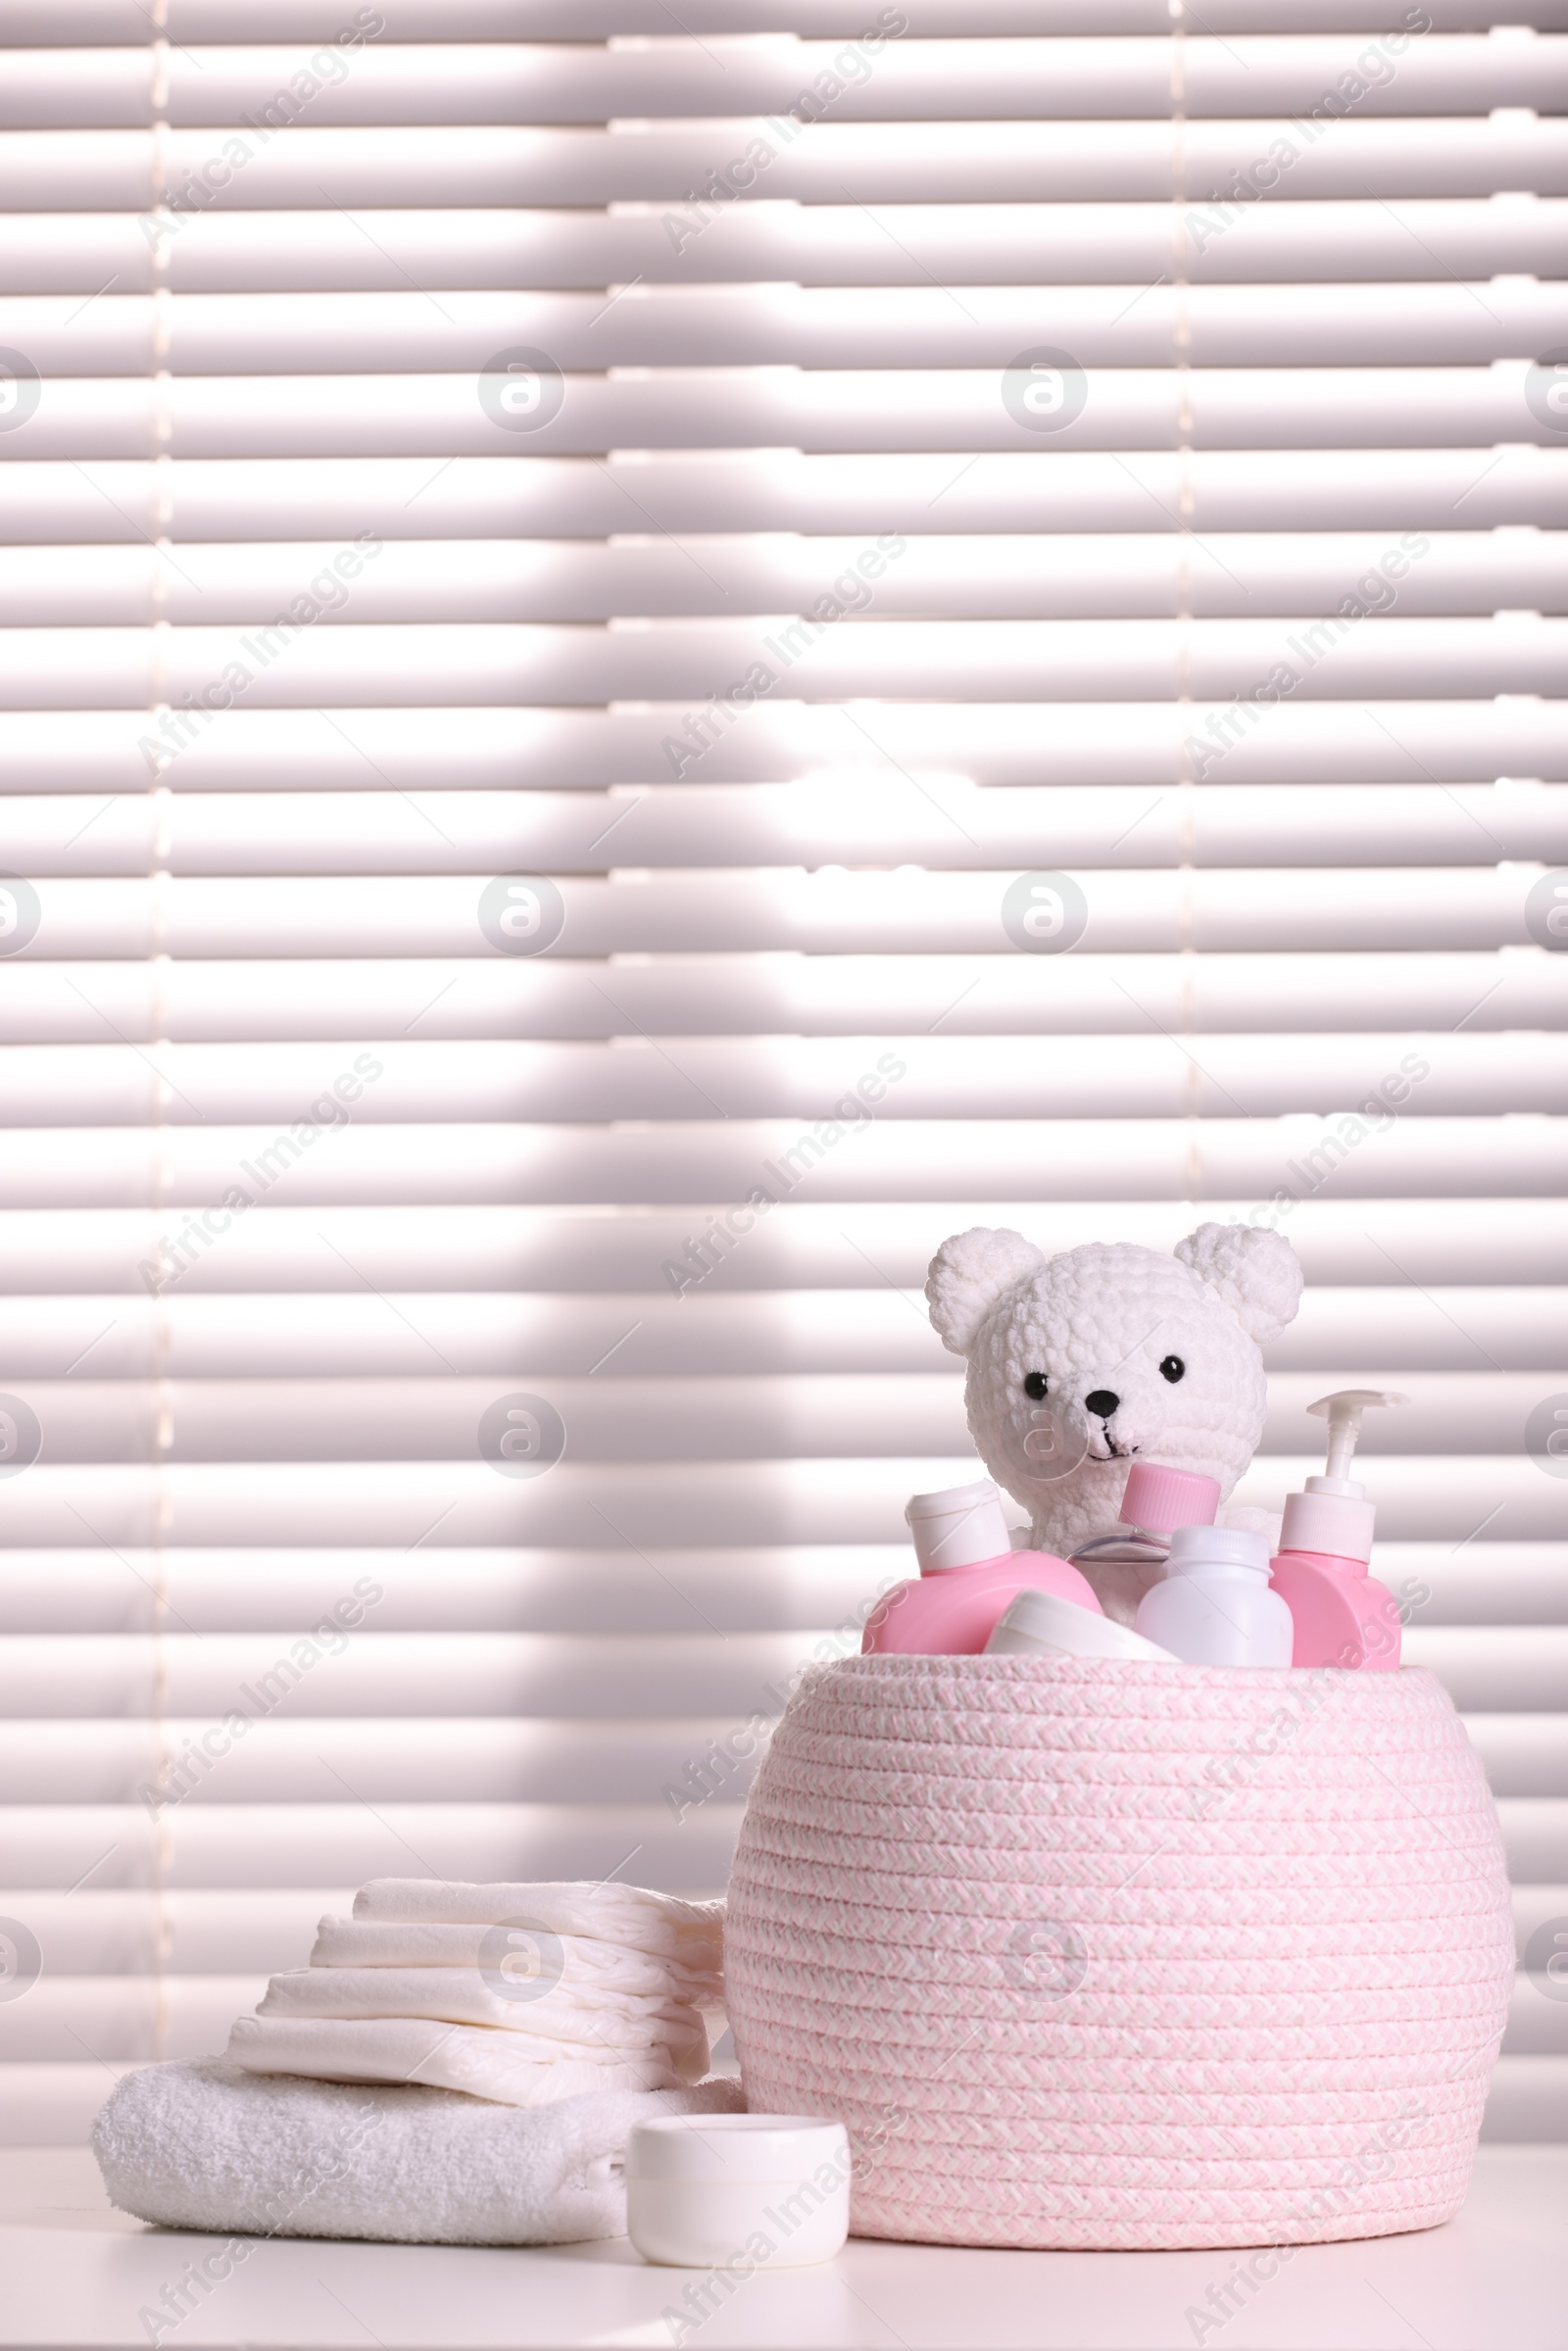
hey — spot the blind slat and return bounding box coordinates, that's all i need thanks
[4,955,1564,1040]
[6,452,1564,540]
[9,118,1568,212]
[0,1723,765,1807]
[0,1032,1558,1125]
[6,787,1565,871]
[0,1800,744,1890]
[0,1284,1562,1375]
[2,617,1563,709]
[0,869,1554,955]
[5,533,1565,621]
[0,1117,1559,1203]
[7,285,1568,370]
[7,201,1568,294]
[4,371,1563,459]
[2,703,1564,790]
[3,3,1564,40]
[0,1199,1560,1290]
[3,36,1564,128]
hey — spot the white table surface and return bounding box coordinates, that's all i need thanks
[2,2146,1564,2351]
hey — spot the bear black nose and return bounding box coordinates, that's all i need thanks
[1084,1390,1120,1419]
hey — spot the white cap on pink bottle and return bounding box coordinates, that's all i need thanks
[905,1480,1013,1572]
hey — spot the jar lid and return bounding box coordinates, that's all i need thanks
[624,2114,850,2183]
[986,1587,1178,1664]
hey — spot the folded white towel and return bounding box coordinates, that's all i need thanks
[310,1915,720,2010]
[353,1877,723,1974]
[93,2056,746,2246]
[257,1966,710,2074]
[227,2013,701,2104]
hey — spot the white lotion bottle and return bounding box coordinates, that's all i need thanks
[1134,1526,1294,1668]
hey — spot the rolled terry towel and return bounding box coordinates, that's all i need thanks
[93,2056,746,2247]
[256,1967,710,2074]
[227,2014,697,2105]
[353,1877,724,1977]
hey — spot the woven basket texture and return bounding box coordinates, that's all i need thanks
[726,1655,1512,2250]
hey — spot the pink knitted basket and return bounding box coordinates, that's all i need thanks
[726,1655,1512,2251]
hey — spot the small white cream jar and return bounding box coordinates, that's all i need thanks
[624,2114,851,2269]
[986,1584,1179,1663]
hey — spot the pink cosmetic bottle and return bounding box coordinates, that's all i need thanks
[1268,1390,1407,1671]
[862,1479,1102,1656]
[1070,1460,1223,1571]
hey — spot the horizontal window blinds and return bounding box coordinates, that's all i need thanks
[0,0,1564,2148]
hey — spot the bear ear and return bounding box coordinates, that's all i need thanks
[1174,1222,1302,1346]
[925,1226,1046,1356]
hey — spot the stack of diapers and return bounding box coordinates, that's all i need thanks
[91,1877,739,2248]
[227,1878,726,2105]
[94,2058,745,2247]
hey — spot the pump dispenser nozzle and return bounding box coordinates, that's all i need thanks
[1305,1390,1409,1496]
[1280,1390,1407,1563]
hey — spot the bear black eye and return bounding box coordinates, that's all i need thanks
[1023,1371,1049,1400]
[1159,1354,1186,1384]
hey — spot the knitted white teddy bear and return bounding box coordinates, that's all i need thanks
[926,1222,1303,1624]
